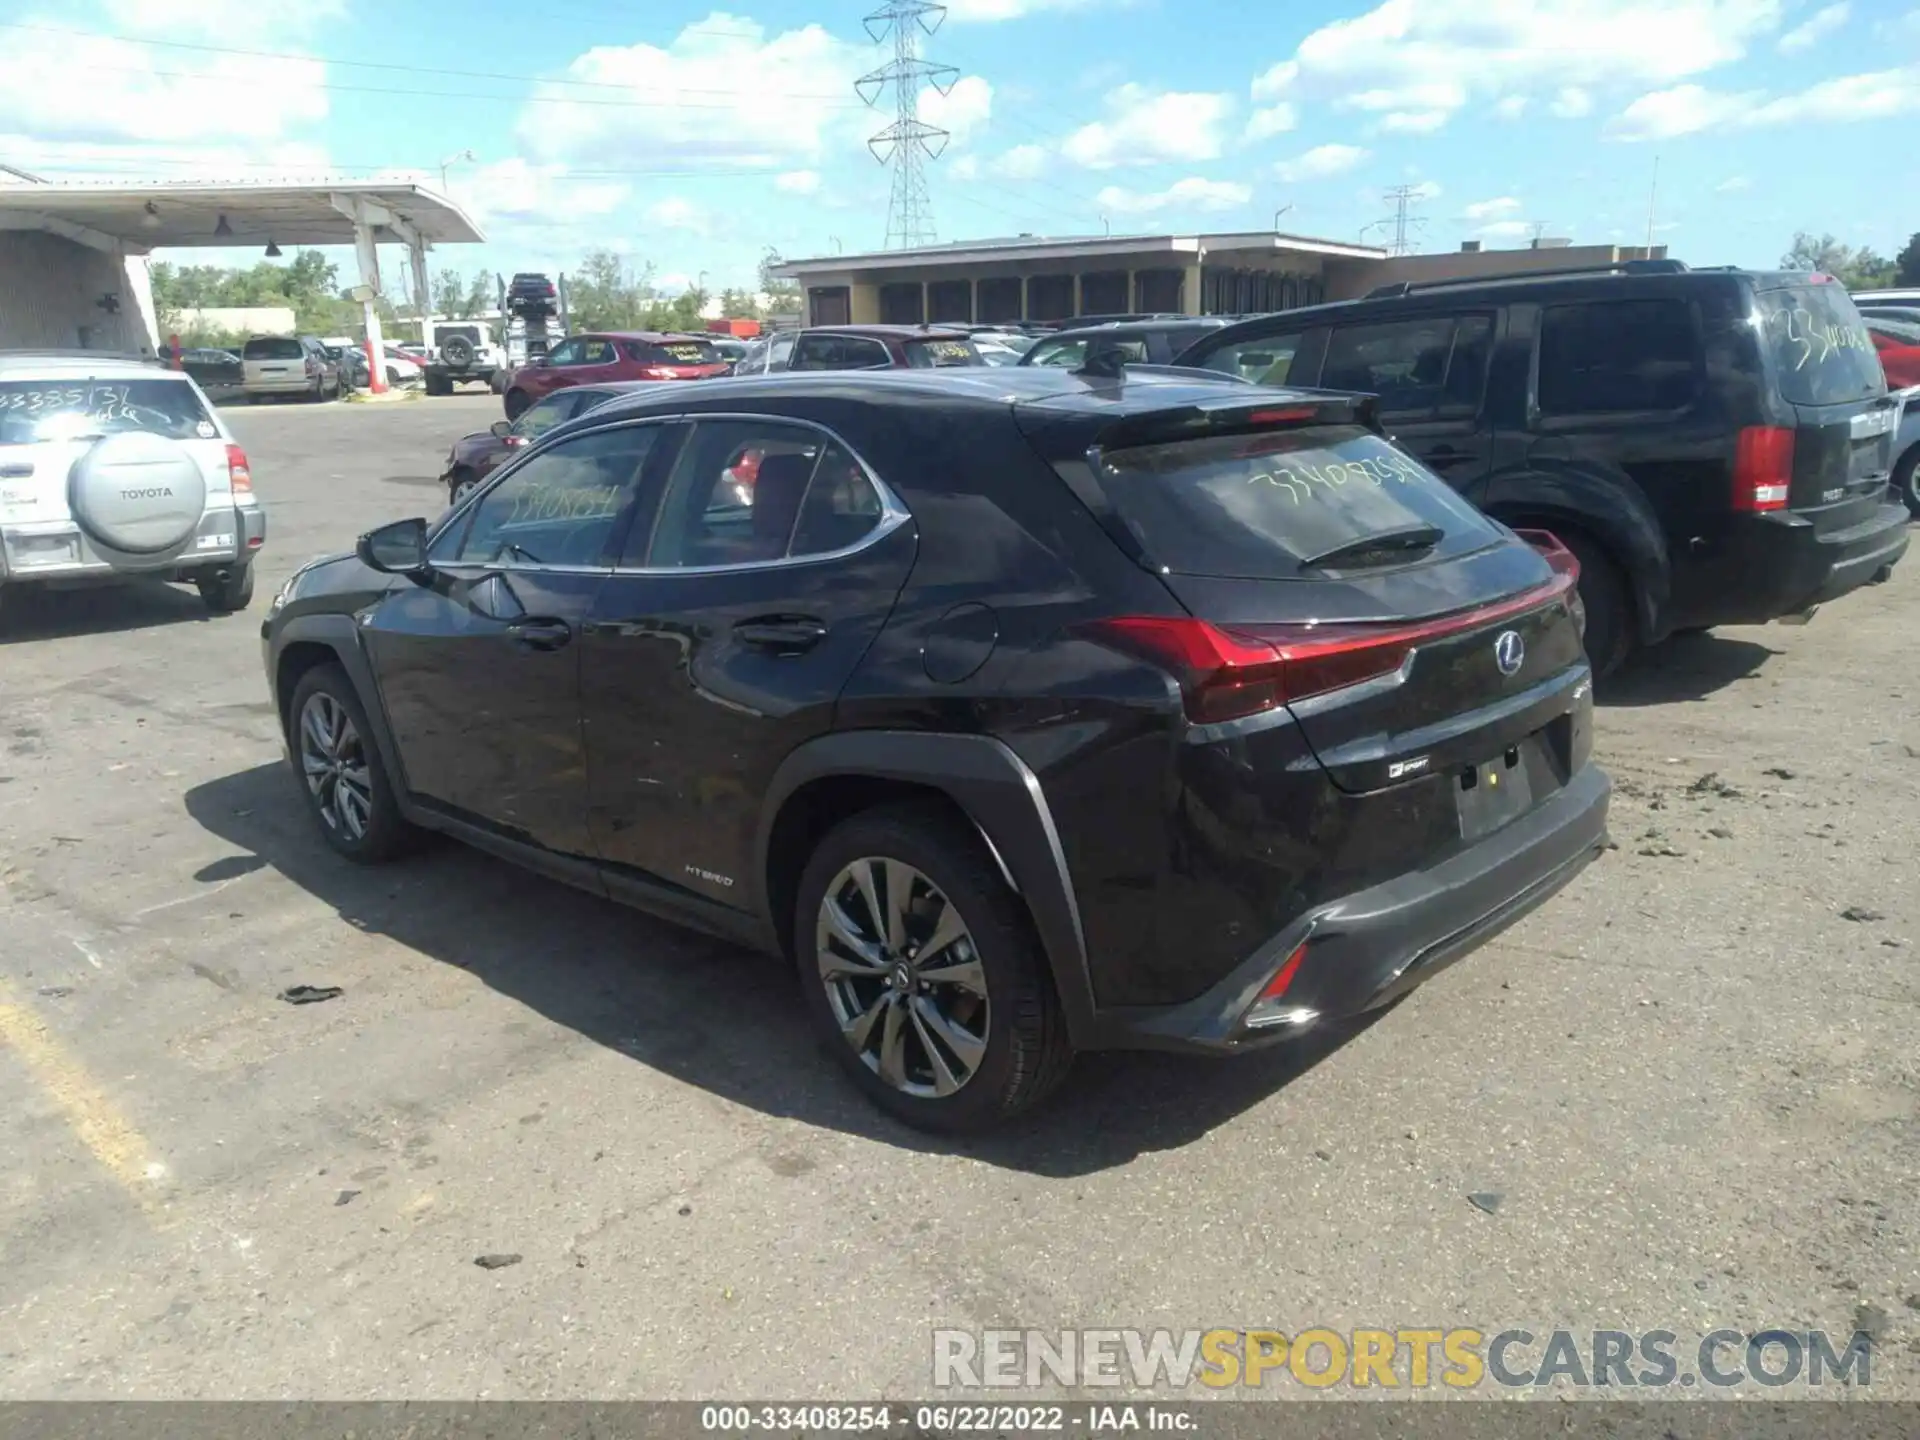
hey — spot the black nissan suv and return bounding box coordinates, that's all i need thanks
[1176,262,1911,676]
[262,367,1610,1131]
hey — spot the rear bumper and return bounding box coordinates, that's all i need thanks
[1680,502,1910,626]
[0,503,264,583]
[1087,764,1612,1054]
[244,376,317,394]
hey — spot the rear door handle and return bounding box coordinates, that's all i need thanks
[734,617,828,653]
[508,618,572,652]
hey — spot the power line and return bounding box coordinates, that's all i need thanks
[858,0,957,249]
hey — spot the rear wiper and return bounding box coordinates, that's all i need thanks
[1297,525,1444,571]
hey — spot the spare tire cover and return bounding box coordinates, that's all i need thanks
[440,333,476,367]
[68,431,207,557]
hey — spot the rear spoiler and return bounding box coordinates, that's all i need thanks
[1089,387,1382,453]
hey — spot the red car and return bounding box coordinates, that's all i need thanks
[501,331,729,418]
[1870,327,1920,390]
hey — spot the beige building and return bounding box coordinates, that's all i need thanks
[771,231,1671,327]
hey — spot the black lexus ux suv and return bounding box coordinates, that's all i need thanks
[263,366,1612,1131]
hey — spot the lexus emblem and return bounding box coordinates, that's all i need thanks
[1493,629,1525,677]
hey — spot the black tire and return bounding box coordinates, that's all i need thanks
[425,371,452,397]
[286,664,416,864]
[1562,531,1632,679]
[441,334,476,368]
[1895,444,1920,519]
[502,388,530,421]
[197,562,255,613]
[794,802,1073,1133]
[447,467,478,505]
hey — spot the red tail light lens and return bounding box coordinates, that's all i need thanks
[641,366,679,379]
[1733,426,1793,511]
[1086,574,1575,725]
[1258,943,1309,1003]
[226,443,252,494]
[504,435,529,448]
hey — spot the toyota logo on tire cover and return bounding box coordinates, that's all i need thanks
[1494,629,1525,677]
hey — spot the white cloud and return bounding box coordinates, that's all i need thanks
[1609,64,1920,139]
[1408,180,1443,201]
[1493,95,1530,120]
[1244,103,1298,140]
[1476,219,1535,238]
[455,159,630,226]
[1550,86,1594,117]
[646,197,708,233]
[992,143,1049,178]
[1463,196,1523,221]
[656,272,692,291]
[518,15,872,169]
[1716,174,1752,191]
[0,25,327,146]
[1378,109,1449,133]
[919,76,995,145]
[1778,2,1848,51]
[1274,142,1370,181]
[950,154,980,180]
[1062,84,1234,168]
[1095,177,1252,215]
[775,169,821,194]
[1250,0,1783,133]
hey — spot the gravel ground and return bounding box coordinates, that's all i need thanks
[0,395,1913,1402]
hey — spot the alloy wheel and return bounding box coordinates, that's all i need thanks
[298,691,373,842]
[815,857,990,1098]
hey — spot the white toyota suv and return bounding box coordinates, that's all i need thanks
[0,353,265,617]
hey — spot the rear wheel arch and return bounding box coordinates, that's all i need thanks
[757,731,1097,1047]
[1483,487,1668,642]
[1893,440,1920,517]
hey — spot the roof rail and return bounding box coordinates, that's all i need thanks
[1363,257,1690,300]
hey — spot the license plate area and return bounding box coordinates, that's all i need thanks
[1456,745,1535,841]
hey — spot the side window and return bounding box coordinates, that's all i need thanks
[1196,332,1303,385]
[844,338,892,369]
[1028,338,1085,368]
[543,338,583,367]
[1322,316,1475,417]
[441,426,659,569]
[770,336,795,370]
[1441,315,1494,416]
[790,443,887,557]
[641,420,835,567]
[580,339,616,364]
[788,336,838,371]
[515,392,581,440]
[1537,300,1699,415]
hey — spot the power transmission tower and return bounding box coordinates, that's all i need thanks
[1373,185,1430,257]
[856,0,959,250]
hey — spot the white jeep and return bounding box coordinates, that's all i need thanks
[424,323,507,396]
[0,353,265,618]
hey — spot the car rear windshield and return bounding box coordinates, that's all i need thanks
[0,378,215,446]
[243,337,303,361]
[1757,284,1885,406]
[1088,424,1504,579]
[903,338,982,368]
[631,340,722,365]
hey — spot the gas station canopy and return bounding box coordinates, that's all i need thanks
[0,180,484,253]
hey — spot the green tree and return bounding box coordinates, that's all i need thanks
[718,287,762,319]
[464,272,496,318]
[432,268,467,318]
[567,249,655,330]
[1781,232,1895,289]
[1894,232,1920,288]
[759,249,801,314]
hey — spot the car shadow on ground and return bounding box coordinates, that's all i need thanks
[185,762,1375,1177]
[0,582,217,643]
[1597,630,1779,708]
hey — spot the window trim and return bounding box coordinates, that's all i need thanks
[1528,296,1705,427]
[429,411,909,578]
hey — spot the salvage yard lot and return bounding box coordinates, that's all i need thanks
[0,396,1915,1398]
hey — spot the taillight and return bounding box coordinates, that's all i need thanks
[226,443,252,494]
[641,366,678,379]
[504,435,529,448]
[1244,942,1313,1030]
[1085,574,1575,724]
[1733,426,1794,511]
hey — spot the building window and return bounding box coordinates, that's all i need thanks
[879,283,924,325]
[1028,274,1073,321]
[1080,271,1127,315]
[1135,269,1183,314]
[978,277,1023,323]
[927,280,972,324]
[808,287,851,326]
[1200,268,1323,316]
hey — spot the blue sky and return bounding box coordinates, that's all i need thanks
[1,0,1917,295]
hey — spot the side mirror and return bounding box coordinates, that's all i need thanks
[357,517,430,577]
[489,419,513,438]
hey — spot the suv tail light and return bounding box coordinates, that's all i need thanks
[1733,426,1794,511]
[640,366,679,379]
[1085,573,1576,725]
[226,443,253,494]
